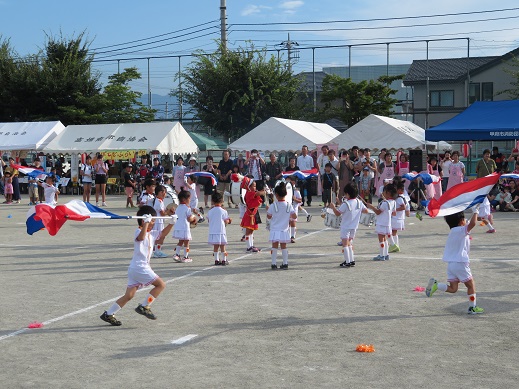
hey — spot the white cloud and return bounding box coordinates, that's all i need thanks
[279,1,304,10]
[241,4,273,17]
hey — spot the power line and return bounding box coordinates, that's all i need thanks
[230,7,519,26]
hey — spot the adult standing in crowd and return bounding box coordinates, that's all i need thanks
[350,146,362,190]
[377,152,396,194]
[338,150,354,200]
[317,145,330,177]
[6,157,21,204]
[94,153,109,206]
[202,156,218,208]
[247,149,266,191]
[439,151,452,193]
[475,149,497,178]
[233,153,246,174]
[151,157,165,185]
[297,145,315,206]
[446,150,465,190]
[172,156,186,193]
[491,146,505,172]
[80,155,94,203]
[284,157,299,174]
[137,155,151,193]
[185,156,201,201]
[217,150,234,208]
[264,153,283,190]
[395,152,410,192]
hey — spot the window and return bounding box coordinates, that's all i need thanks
[482,82,493,101]
[430,90,454,107]
[469,83,480,104]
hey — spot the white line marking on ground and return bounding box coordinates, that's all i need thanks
[0,252,252,343]
[171,334,198,345]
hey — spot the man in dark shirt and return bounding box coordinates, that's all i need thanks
[217,150,234,207]
[264,153,283,190]
[491,146,505,172]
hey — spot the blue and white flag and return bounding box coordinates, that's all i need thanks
[402,172,441,185]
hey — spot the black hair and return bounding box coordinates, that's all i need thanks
[325,162,333,168]
[137,205,157,226]
[444,211,465,229]
[392,175,403,184]
[232,164,240,172]
[352,145,359,151]
[206,155,214,161]
[212,191,223,204]
[251,149,258,154]
[178,189,191,202]
[187,174,197,183]
[143,178,156,188]
[384,183,397,199]
[396,182,405,191]
[343,183,358,199]
[483,149,491,155]
[155,184,166,195]
[274,181,287,197]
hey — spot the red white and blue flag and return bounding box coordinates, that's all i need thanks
[402,172,441,185]
[282,168,319,181]
[185,171,218,186]
[26,200,127,236]
[427,173,500,218]
[11,164,48,181]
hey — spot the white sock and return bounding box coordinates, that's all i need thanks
[271,248,278,265]
[184,247,189,257]
[142,293,155,307]
[468,293,476,307]
[438,283,448,292]
[106,303,121,316]
[348,245,354,262]
[214,252,219,261]
[383,241,389,256]
[343,247,350,263]
[388,235,395,245]
[282,249,288,265]
[300,208,308,216]
[249,234,254,247]
[175,245,181,255]
[486,223,494,230]
[247,236,253,249]
[379,241,385,256]
[394,235,399,247]
[290,226,296,237]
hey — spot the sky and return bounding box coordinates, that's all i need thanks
[1,0,519,112]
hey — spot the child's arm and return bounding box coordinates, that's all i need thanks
[467,207,479,232]
[136,215,153,241]
[363,200,383,215]
[329,202,342,217]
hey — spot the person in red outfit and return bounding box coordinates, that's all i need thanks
[240,176,265,253]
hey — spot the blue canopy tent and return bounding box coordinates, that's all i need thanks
[425,100,519,141]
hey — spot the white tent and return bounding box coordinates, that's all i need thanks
[44,122,198,154]
[228,117,341,152]
[0,121,65,151]
[331,114,451,151]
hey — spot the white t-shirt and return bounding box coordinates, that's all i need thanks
[81,164,93,183]
[376,199,394,227]
[441,160,452,178]
[207,206,230,235]
[479,196,491,218]
[139,191,155,206]
[297,154,314,171]
[267,200,295,232]
[392,196,407,221]
[442,225,470,263]
[152,198,165,229]
[173,204,192,233]
[130,229,159,269]
[292,189,302,215]
[43,183,58,205]
[317,154,330,175]
[187,182,198,208]
[338,198,366,230]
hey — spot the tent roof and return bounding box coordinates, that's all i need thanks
[426,100,519,141]
[188,132,227,151]
[43,122,198,154]
[331,114,451,151]
[0,121,64,151]
[228,117,340,152]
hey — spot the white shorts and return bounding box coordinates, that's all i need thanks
[391,219,405,231]
[208,233,227,245]
[127,266,159,289]
[446,262,473,283]
[269,230,291,243]
[375,225,391,236]
[173,229,192,240]
[340,228,356,240]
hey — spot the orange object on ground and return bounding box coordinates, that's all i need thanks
[356,344,375,352]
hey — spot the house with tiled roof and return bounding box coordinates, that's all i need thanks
[403,47,519,129]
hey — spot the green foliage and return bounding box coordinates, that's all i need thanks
[498,55,519,98]
[176,43,302,140]
[313,74,401,128]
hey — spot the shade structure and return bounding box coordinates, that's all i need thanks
[426,100,519,141]
[331,114,451,151]
[0,121,64,151]
[43,122,198,155]
[228,117,340,152]
[188,132,228,151]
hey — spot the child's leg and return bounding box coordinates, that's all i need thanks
[347,240,355,263]
[271,242,279,266]
[463,279,478,308]
[220,244,228,263]
[213,244,220,263]
[245,229,254,249]
[341,238,350,264]
[107,286,138,315]
[290,220,296,240]
[280,242,288,266]
[378,234,387,257]
[299,206,309,217]
[183,240,190,258]
[175,241,183,256]
[141,277,166,307]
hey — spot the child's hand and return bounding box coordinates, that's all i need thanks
[227,217,232,224]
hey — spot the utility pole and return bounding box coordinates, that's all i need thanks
[220,0,227,51]
[279,33,299,73]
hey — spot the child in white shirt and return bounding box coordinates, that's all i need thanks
[172,190,197,263]
[151,185,168,258]
[425,208,484,314]
[42,175,60,205]
[267,182,297,269]
[207,192,232,265]
[477,195,496,233]
[138,178,156,207]
[330,183,368,267]
[186,174,205,223]
[389,182,409,253]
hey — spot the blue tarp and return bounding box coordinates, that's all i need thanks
[425,100,519,141]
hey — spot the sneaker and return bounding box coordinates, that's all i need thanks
[102,202,107,207]
[468,306,484,315]
[372,255,385,261]
[307,202,311,207]
[96,202,99,207]
[307,215,312,222]
[340,261,351,268]
[241,235,246,242]
[425,278,438,297]
[251,247,260,253]
[416,212,423,221]
[199,207,204,215]
[172,254,181,262]
[214,260,221,266]
[280,264,288,269]
[152,251,160,258]
[100,311,122,326]
[337,241,343,246]
[350,261,355,267]
[271,264,278,269]
[181,256,192,263]
[486,229,496,233]
[135,304,157,320]
[157,250,168,258]
[221,260,228,266]
[246,247,254,253]
[28,202,34,206]
[290,237,296,243]
[388,244,400,253]
[198,216,205,223]
[384,255,390,261]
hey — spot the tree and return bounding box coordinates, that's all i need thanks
[313,74,402,128]
[175,43,302,140]
[498,55,519,98]
[100,67,156,123]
